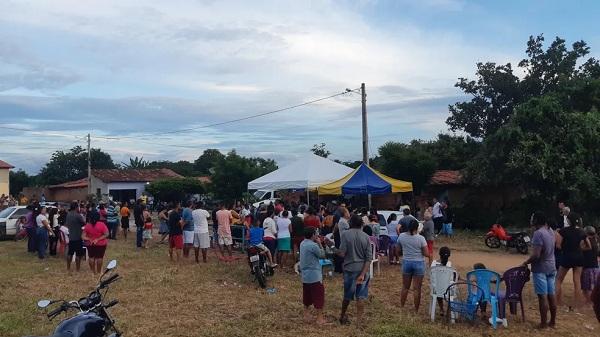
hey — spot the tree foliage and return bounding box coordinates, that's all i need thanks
[448,34,599,138]
[122,156,150,169]
[210,150,277,202]
[194,149,225,175]
[311,143,331,158]
[146,177,206,203]
[9,170,35,195]
[146,160,197,177]
[38,146,116,185]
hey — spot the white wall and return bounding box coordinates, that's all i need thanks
[107,182,148,199]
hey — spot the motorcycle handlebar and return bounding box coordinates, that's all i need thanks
[99,274,119,289]
[105,300,119,308]
[47,304,65,319]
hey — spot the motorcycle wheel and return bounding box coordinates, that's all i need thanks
[254,265,267,289]
[485,236,501,249]
[516,238,528,254]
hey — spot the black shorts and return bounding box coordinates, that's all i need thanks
[68,240,85,257]
[121,217,129,229]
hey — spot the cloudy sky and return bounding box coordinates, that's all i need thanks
[1,0,598,173]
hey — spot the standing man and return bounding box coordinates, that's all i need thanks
[133,199,144,248]
[192,201,211,263]
[106,202,118,240]
[66,202,86,272]
[24,205,36,253]
[431,198,444,235]
[168,202,184,263]
[299,227,327,324]
[521,211,557,329]
[337,214,372,325]
[120,202,130,240]
[182,201,195,259]
[216,204,233,259]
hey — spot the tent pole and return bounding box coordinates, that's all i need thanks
[306,187,310,208]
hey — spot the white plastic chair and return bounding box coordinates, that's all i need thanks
[430,265,458,322]
[369,241,380,278]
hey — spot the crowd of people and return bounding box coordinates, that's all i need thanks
[11,194,600,327]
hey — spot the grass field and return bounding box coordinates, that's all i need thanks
[1,231,597,337]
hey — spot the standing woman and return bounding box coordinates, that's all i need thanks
[555,212,587,310]
[398,218,429,312]
[120,202,130,240]
[82,212,109,275]
[25,205,36,253]
[275,210,292,267]
[581,226,599,303]
[262,209,278,258]
[48,207,60,256]
[386,213,400,264]
[35,206,54,259]
[158,205,170,244]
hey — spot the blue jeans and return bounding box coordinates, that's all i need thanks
[402,260,425,276]
[533,271,556,295]
[343,270,370,300]
[136,227,143,247]
[36,227,48,259]
[26,226,37,252]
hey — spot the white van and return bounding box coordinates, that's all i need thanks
[251,190,280,208]
[0,206,31,239]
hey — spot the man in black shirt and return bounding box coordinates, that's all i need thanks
[133,199,144,248]
[168,202,184,263]
[65,202,86,272]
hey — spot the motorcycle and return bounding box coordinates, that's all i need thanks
[30,260,122,337]
[247,246,274,289]
[485,224,530,254]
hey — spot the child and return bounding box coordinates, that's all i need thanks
[299,227,327,324]
[249,219,277,267]
[143,216,153,248]
[15,216,28,241]
[432,247,453,315]
[58,222,70,257]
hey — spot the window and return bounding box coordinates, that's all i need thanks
[96,188,101,196]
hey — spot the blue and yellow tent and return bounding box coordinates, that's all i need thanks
[317,163,413,195]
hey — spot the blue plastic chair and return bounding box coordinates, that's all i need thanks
[444,281,484,324]
[466,269,501,329]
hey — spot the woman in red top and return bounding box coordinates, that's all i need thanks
[303,207,322,230]
[82,212,109,275]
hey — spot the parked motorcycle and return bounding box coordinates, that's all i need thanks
[485,224,530,254]
[30,260,122,337]
[247,246,274,288]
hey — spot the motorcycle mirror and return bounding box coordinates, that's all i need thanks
[106,260,117,271]
[37,300,51,308]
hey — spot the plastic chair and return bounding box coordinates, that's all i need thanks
[430,265,458,322]
[500,266,530,322]
[319,259,334,277]
[369,242,380,278]
[444,281,484,324]
[466,269,501,329]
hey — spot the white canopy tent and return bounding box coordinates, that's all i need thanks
[247,153,353,191]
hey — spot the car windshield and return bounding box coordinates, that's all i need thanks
[0,207,16,218]
[253,191,268,200]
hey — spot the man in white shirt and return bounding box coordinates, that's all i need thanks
[192,201,211,263]
[432,198,444,235]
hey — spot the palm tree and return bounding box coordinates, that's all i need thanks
[122,156,150,169]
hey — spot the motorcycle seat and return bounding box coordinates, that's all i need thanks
[23,334,71,337]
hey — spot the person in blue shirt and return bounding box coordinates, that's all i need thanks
[299,227,327,324]
[249,219,277,267]
[181,201,195,259]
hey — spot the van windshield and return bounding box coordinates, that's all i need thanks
[0,207,16,218]
[253,191,268,200]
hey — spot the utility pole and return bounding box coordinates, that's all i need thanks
[87,133,91,196]
[361,83,372,208]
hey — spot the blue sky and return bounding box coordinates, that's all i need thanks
[1,0,598,173]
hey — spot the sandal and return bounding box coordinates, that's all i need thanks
[339,316,351,325]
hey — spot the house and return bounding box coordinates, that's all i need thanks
[0,160,14,196]
[91,168,182,202]
[30,168,182,203]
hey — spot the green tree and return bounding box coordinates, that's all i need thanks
[146,177,206,202]
[447,34,598,138]
[9,170,35,195]
[210,150,277,202]
[311,143,331,158]
[38,146,116,185]
[419,134,481,171]
[122,156,149,169]
[147,160,197,176]
[373,141,437,193]
[194,149,225,175]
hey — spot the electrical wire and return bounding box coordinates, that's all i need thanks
[92,88,360,140]
[0,125,85,139]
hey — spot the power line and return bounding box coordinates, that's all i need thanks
[93,88,360,140]
[0,125,85,139]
